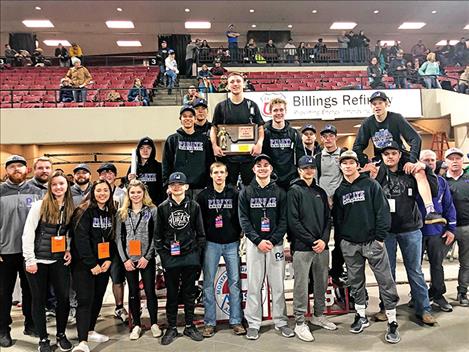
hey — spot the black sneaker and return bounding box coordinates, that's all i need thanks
[161,327,178,346]
[0,332,13,347]
[385,321,400,344]
[24,325,39,337]
[350,314,370,334]
[457,293,469,306]
[57,334,73,351]
[424,212,446,225]
[183,325,204,341]
[433,296,453,312]
[38,339,51,352]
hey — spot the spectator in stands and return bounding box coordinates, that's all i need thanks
[200,40,210,49]
[389,50,408,88]
[357,30,370,48]
[156,41,170,86]
[367,57,385,89]
[18,50,33,66]
[245,38,258,63]
[381,42,390,65]
[419,52,442,89]
[337,31,350,63]
[411,40,427,64]
[32,48,50,67]
[346,31,359,62]
[66,57,92,102]
[198,64,213,78]
[217,75,229,92]
[164,50,178,95]
[68,43,83,62]
[406,61,420,85]
[453,37,467,66]
[438,41,453,67]
[284,38,297,63]
[185,39,198,78]
[313,38,327,61]
[4,44,21,66]
[389,41,402,61]
[198,77,215,94]
[59,78,74,103]
[210,60,227,76]
[297,42,309,63]
[127,78,150,106]
[55,43,69,67]
[374,41,386,71]
[226,24,240,62]
[242,73,256,92]
[264,39,278,63]
[198,40,210,61]
[183,86,200,105]
[458,66,469,94]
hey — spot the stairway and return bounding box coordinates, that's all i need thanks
[150,77,198,106]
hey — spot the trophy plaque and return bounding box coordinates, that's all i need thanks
[216,124,259,155]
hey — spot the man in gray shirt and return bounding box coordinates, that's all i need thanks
[185,39,200,77]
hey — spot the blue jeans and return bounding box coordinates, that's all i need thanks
[203,241,242,326]
[73,87,87,102]
[166,70,176,89]
[385,230,432,315]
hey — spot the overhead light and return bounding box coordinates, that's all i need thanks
[353,124,361,128]
[251,24,257,28]
[398,22,426,29]
[106,20,134,28]
[185,21,211,29]
[185,8,190,12]
[250,9,255,13]
[380,40,396,46]
[435,40,459,46]
[373,10,379,14]
[43,40,71,47]
[116,40,142,47]
[312,10,318,13]
[330,22,357,30]
[35,6,41,10]
[288,24,293,28]
[465,24,469,30]
[117,7,123,12]
[431,10,437,14]
[22,20,54,28]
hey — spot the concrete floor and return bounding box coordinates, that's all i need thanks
[7,259,469,352]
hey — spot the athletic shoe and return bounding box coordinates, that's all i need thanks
[56,334,73,351]
[0,332,13,347]
[350,314,370,334]
[311,315,337,330]
[246,328,259,340]
[202,325,215,338]
[294,323,314,342]
[87,331,109,343]
[151,324,162,338]
[385,321,400,344]
[114,307,129,323]
[373,309,387,322]
[457,293,469,306]
[417,312,437,325]
[129,326,142,340]
[46,309,56,318]
[433,296,453,312]
[183,325,203,341]
[71,341,89,352]
[161,327,178,345]
[424,212,446,225]
[232,324,246,335]
[38,339,51,352]
[275,325,295,338]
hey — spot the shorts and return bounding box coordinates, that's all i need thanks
[110,259,126,284]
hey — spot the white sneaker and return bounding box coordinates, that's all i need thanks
[129,326,142,340]
[294,323,314,342]
[311,315,338,331]
[114,307,129,323]
[87,331,109,343]
[151,324,163,338]
[72,342,90,352]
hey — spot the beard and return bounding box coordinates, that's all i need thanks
[9,171,27,184]
[35,174,49,184]
[75,177,90,186]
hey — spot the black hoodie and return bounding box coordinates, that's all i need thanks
[162,128,214,189]
[196,184,241,244]
[287,178,331,251]
[127,137,165,205]
[333,173,391,243]
[238,177,287,246]
[262,120,305,188]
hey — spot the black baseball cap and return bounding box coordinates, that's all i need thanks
[298,155,317,169]
[301,124,316,133]
[73,163,91,174]
[97,163,117,175]
[5,155,27,168]
[370,91,390,102]
[180,105,195,116]
[380,141,401,153]
[168,172,187,185]
[254,154,272,165]
[320,124,337,135]
[192,98,208,108]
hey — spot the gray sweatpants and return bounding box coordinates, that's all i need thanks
[455,225,469,294]
[341,239,399,310]
[293,250,329,322]
[245,240,288,330]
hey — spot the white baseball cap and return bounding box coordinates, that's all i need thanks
[444,147,464,159]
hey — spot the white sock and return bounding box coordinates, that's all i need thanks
[385,309,397,323]
[356,304,366,318]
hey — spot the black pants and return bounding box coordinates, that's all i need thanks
[224,158,254,186]
[125,259,158,326]
[330,236,345,279]
[423,235,451,299]
[185,59,194,77]
[163,265,199,327]
[0,253,33,334]
[72,262,110,342]
[26,260,70,339]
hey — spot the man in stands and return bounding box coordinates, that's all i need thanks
[183,85,200,106]
[71,163,92,206]
[388,50,408,89]
[66,57,92,103]
[301,124,321,156]
[0,155,43,347]
[156,40,170,86]
[210,60,228,76]
[27,157,52,197]
[226,24,240,63]
[211,72,264,186]
[353,91,444,225]
[185,39,199,78]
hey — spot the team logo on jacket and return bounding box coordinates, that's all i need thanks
[270,138,292,149]
[139,173,157,182]
[371,129,393,149]
[250,197,277,208]
[178,141,204,152]
[208,199,233,209]
[168,210,190,229]
[342,191,365,205]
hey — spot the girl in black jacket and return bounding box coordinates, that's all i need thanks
[70,180,116,352]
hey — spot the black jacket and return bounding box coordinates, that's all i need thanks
[238,177,287,246]
[262,121,305,188]
[35,220,69,261]
[333,173,391,243]
[287,178,331,251]
[162,128,213,189]
[70,207,116,270]
[353,112,421,166]
[196,184,241,244]
[376,164,438,233]
[444,173,469,226]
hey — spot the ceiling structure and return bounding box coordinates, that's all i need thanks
[1,0,468,55]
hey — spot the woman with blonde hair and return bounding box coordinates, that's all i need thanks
[116,180,160,340]
[418,52,442,89]
[22,171,75,352]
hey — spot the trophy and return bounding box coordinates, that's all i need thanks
[216,124,259,155]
